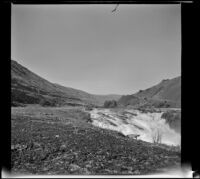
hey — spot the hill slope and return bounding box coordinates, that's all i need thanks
[11,60,121,107]
[118,76,181,108]
[11,107,180,175]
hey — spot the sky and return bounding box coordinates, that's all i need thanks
[11,4,181,95]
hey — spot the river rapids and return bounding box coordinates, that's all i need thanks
[89,108,180,146]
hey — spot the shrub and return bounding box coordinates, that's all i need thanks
[40,99,57,107]
[103,100,117,108]
[11,89,40,104]
[85,104,93,111]
[151,129,162,144]
[81,112,92,123]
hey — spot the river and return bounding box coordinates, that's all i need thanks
[89,108,181,146]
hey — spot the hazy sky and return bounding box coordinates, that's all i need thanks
[11,4,181,95]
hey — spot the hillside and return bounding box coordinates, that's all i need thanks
[11,60,121,107]
[11,106,180,175]
[118,76,181,108]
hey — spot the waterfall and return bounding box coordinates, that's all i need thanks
[90,108,181,146]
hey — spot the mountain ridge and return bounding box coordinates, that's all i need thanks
[118,76,181,108]
[11,60,121,107]
[11,59,180,108]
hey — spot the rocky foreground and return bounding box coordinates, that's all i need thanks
[11,106,180,175]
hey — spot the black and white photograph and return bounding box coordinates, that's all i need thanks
[10,3,184,177]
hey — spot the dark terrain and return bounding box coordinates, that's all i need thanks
[118,76,181,108]
[161,110,181,133]
[11,106,180,175]
[11,60,121,107]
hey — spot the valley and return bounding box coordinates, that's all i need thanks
[10,60,181,176]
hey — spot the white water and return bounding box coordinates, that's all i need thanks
[89,108,180,146]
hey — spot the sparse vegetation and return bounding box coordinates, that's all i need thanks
[152,129,163,144]
[40,99,56,107]
[103,100,118,108]
[11,60,121,107]
[11,101,26,107]
[117,76,181,108]
[84,104,94,111]
[11,107,180,175]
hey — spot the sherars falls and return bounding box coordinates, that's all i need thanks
[89,108,180,146]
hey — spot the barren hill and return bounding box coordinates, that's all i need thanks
[118,76,181,108]
[11,60,121,107]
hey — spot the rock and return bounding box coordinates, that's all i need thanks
[133,169,140,175]
[42,167,49,171]
[11,144,17,150]
[33,142,41,148]
[69,164,81,172]
[144,161,150,166]
[68,164,91,174]
[11,144,27,151]
[85,164,92,168]
[82,168,91,175]
[63,154,72,160]
[60,144,67,151]
[128,134,140,140]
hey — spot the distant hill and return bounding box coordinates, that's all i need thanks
[11,60,121,107]
[118,76,181,108]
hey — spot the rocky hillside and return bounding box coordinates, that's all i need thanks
[118,76,181,108]
[11,60,121,107]
[161,110,181,134]
[11,107,181,175]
